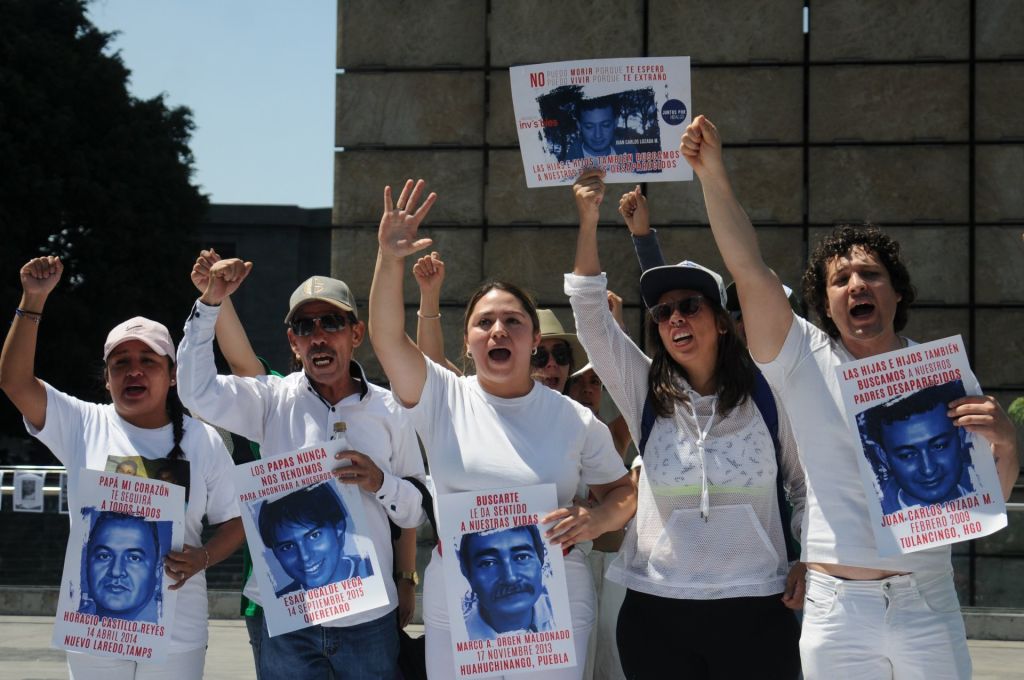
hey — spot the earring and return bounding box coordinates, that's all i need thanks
[466,349,472,358]
[531,347,538,355]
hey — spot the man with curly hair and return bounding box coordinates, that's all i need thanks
[679,114,1019,679]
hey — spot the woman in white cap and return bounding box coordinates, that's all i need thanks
[565,171,806,680]
[0,256,243,680]
[369,179,636,680]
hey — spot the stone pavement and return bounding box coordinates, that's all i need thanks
[1,615,1022,679]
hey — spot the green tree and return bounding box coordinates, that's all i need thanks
[0,0,207,462]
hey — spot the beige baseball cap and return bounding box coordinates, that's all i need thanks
[103,317,175,361]
[284,275,358,324]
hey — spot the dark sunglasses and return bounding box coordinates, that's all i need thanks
[649,296,705,323]
[289,314,352,336]
[531,343,572,368]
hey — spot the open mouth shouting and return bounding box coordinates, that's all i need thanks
[308,347,337,369]
[850,301,875,319]
[122,383,148,400]
[670,329,694,348]
[487,347,512,364]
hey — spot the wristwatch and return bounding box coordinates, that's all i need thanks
[395,570,419,586]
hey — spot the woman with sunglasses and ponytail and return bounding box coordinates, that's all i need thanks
[369,178,636,680]
[0,256,244,679]
[565,171,806,680]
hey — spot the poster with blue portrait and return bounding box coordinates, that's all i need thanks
[52,469,184,662]
[836,335,1007,555]
[439,484,575,679]
[510,57,691,187]
[232,440,388,637]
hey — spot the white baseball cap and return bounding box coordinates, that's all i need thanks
[103,317,175,361]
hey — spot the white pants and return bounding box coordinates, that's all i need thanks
[67,647,206,680]
[801,569,970,680]
[424,549,596,680]
[582,551,626,680]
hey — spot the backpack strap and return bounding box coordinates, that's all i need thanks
[750,370,799,562]
[638,387,656,457]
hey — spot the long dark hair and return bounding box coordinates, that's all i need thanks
[644,300,755,417]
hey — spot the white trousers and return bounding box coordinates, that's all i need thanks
[424,549,595,680]
[67,646,206,680]
[801,569,970,680]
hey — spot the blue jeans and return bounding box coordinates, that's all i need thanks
[245,613,263,680]
[259,611,399,680]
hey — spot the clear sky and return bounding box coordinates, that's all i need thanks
[88,0,336,208]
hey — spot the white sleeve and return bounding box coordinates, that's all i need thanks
[406,357,455,449]
[176,300,273,444]
[372,402,427,529]
[25,382,95,468]
[565,272,651,444]
[773,389,806,548]
[579,409,629,486]
[756,313,819,390]
[193,420,242,525]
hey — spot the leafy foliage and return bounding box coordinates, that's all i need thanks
[0,0,207,461]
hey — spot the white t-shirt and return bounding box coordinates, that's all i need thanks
[409,358,628,627]
[27,382,240,653]
[757,314,951,573]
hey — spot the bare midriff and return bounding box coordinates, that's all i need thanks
[808,562,907,581]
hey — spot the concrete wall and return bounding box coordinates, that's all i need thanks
[333,0,1024,413]
[333,0,1024,608]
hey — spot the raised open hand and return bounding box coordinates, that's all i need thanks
[413,251,446,295]
[618,185,650,236]
[191,248,222,293]
[573,168,606,227]
[679,115,725,178]
[20,256,63,299]
[201,258,253,306]
[378,179,437,259]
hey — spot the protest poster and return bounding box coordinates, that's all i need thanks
[510,57,691,187]
[233,440,387,637]
[13,471,44,512]
[438,484,575,678]
[836,335,1007,555]
[52,469,184,662]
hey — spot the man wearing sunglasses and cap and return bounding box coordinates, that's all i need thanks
[176,260,426,679]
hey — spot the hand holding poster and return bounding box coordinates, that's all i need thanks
[836,335,1007,555]
[52,469,185,662]
[510,57,692,187]
[233,440,388,637]
[439,484,575,678]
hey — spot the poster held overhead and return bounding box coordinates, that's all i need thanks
[836,335,1007,555]
[510,57,692,187]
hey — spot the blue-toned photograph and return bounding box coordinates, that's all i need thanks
[78,511,171,623]
[257,482,373,598]
[458,524,555,641]
[535,87,662,167]
[858,380,977,515]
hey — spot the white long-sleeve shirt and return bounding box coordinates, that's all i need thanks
[176,299,426,626]
[566,272,806,600]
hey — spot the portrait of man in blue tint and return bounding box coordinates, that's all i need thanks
[257,483,372,598]
[860,380,976,515]
[565,95,627,161]
[458,525,555,640]
[79,512,164,623]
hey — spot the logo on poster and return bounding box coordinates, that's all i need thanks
[661,99,687,125]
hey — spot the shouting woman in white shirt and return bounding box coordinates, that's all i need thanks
[368,179,636,680]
